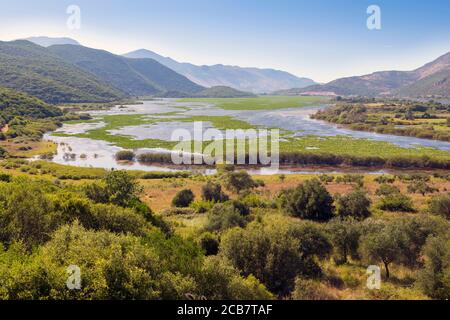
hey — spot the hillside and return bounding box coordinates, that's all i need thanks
[0,40,126,103]
[49,45,204,96]
[194,86,256,98]
[282,51,450,98]
[124,49,316,93]
[0,87,62,126]
[24,36,80,47]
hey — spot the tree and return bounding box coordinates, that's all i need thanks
[220,222,331,295]
[198,232,219,256]
[335,190,371,220]
[378,193,414,212]
[201,181,229,202]
[375,184,400,197]
[360,222,407,278]
[428,194,450,220]
[204,203,247,232]
[407,181,438,196]
[417,234,450,300]
[223,171,258,194]
[104,170,143,207]
[283,179,334,222]
[172,189,195,208]
[326,218,361,264]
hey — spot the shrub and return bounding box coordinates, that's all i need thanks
[319,174,334,184]
[417,234,450,300]
[0,173,12,182]
[172,189,195,208]
[190,200,214,213]
[375,184,400,197]
[201,181,229,202]
[378,193,414,212]
[223,171,258,194]
[220,222,331,296]
[326,217,362,264]
[115,150,135,161]
[407,181,438,196]
[374,175,395,184]
[283,179,334,222]
[198,232,219,256]
[428,194,450,220]
[291,278,338,300]
[335,189,371,220]
[104,170,143,207]
[204,203,247,232]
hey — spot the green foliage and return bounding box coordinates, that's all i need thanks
[172,189,195,208]
[417,234,450,300]
[291,278,338,300]
[326,218,362,264]
[335,174,364,187]
[283,179,334,222]
[204,203,247,232]
[220,221,331,296]
[378,193,414,212]
[335,190,371,220]
[375,184,401,197]
[374,175,396,184]
[115,150,135,161]
[198,232,219,256]
[0,40,125,103]
[201,181,229,202]
[0,87,62,127]
[428,194,450,220]
[360,216,448,278]
[407,180,438,196]
[223,171,258,194]
[103,170,143,207]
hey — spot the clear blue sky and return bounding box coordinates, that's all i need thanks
[0,0,449,82]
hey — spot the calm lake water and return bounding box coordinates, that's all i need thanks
[42,99,450,174]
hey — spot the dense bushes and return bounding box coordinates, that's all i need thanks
[428,194,450,219]
[172,189,195,208]
[282,179,334,222]
[202,181,229,202]
[417,233,450,299]
[115,150,135,161]
[335,190,371,220]
[204,203,247,232]
[220,221,332,296]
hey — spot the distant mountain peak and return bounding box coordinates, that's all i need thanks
[22,36,80,47]
[123,49,317,93]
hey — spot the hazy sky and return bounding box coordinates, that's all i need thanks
[0,0,449,82]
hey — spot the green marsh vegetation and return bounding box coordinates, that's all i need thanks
[313,98,450,142]
[178,95,330,110]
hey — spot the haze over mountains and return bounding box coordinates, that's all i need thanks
[3,36,449,102]
[124,49,317,94]
[278,52,450,98]
[23,36,81,47]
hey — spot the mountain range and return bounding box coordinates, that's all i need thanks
[48,44,204,97]
[3,36,450,102]
[123,49,316,94]
[277,52,450,98]
[0,40,126,103]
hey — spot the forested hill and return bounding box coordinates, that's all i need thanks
[48,44,205,96]
[0,87,62,126]
[0,40,127,104]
